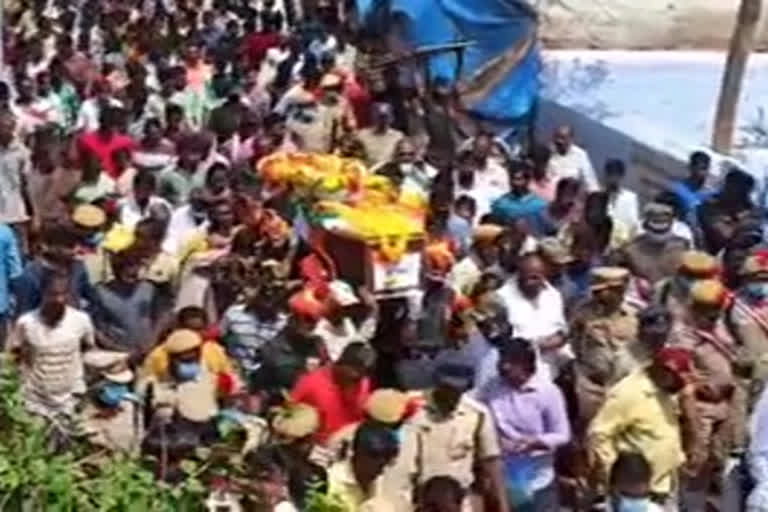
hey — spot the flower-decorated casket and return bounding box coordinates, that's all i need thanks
[257,152,427,297]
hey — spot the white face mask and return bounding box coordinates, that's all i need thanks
[643,228,672,244]
[399,162,416,175]
[613,496,652,512]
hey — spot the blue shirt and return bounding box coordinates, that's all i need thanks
[0,224,21,315]
[447,214,472,255]
[670,181,714,216]
[491,193,547,227]
[13,260,98,314]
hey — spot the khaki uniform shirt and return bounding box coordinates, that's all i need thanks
[672,322,736,421]
[321,393,499,512]
[728,296,768,383]
[147,369,219,423]
[407,393,501,490]
[570,302,639,386]
[671,320,743,463]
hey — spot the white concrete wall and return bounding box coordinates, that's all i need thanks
[537,0,768,50]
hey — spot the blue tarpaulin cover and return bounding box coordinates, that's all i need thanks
[356,0,540,123]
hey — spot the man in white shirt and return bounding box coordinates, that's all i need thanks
[117,172,172,228]
[162,189,210,255]
[12,271,95,419]
[604,159,640,235]
[466,133,511,194]
[497,253,569,380]
[313,281,378,361]
[454,135,511,220]
[74,82,124,132]
[549,125,599,191]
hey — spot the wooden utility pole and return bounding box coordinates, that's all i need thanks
[712,0,763,153]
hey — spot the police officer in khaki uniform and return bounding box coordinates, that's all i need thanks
[722,251,768,509]
[654,250,719,325]
[82,351,143,454]
[404,357,510,512]
[570,267,638,428]
[671,279,744,511]
[269,403,327,509]
[728,250,768,397]
[142,329,221,424]
[322,389,422,512]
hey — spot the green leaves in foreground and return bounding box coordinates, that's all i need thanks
[0,359,206,511]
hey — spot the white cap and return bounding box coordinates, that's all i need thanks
[328,280,360,307]
[83,350,134,383]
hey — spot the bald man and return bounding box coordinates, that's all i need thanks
[356,103,405,167]
[549,125,599,192]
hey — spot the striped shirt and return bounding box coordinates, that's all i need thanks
[221,305,287,373]
[14,307,95,418]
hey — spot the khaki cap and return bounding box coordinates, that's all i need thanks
[690,279,729,308]
[679,251,718,278]
[590,266,630,291]
[72,204,106,228]
[472,224,504,246]
[538,237,574,265]
[272,403,320,440]
[364,389,409,424]
[164,329,203,355]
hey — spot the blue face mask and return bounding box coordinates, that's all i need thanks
[746,282,768,301]
[174,361,201,382]
[98,383,129,408]
[614,496,652,512]
[394,427,405,445]
[85,232,104,248]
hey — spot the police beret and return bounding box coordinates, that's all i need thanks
[365,389,409,424]
[678,251,718,278]
[472,224,505,246]
[689,279,729,308]
[272,403,320,440]
[590,266,629,291]
[72,204,106,229]
[164,329,203,355]
[538,237,574,265]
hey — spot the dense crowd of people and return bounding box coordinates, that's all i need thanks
[3,0,768,511]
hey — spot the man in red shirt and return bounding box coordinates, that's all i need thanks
[291,342,376,444]
[241,15,283,70]
[77,107,136,179]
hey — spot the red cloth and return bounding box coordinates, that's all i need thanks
[289,288,327,321]
[654,347,694,377]
[217,372,237,396]
[299,253,333,286]
[242,32,282,68]
[78,131,137,178]
[291,366,372,443]
[343,75,372,127]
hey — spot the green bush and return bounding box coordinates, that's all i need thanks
[0,360,207,511]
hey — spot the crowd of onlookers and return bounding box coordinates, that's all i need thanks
[4,0,768,511]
